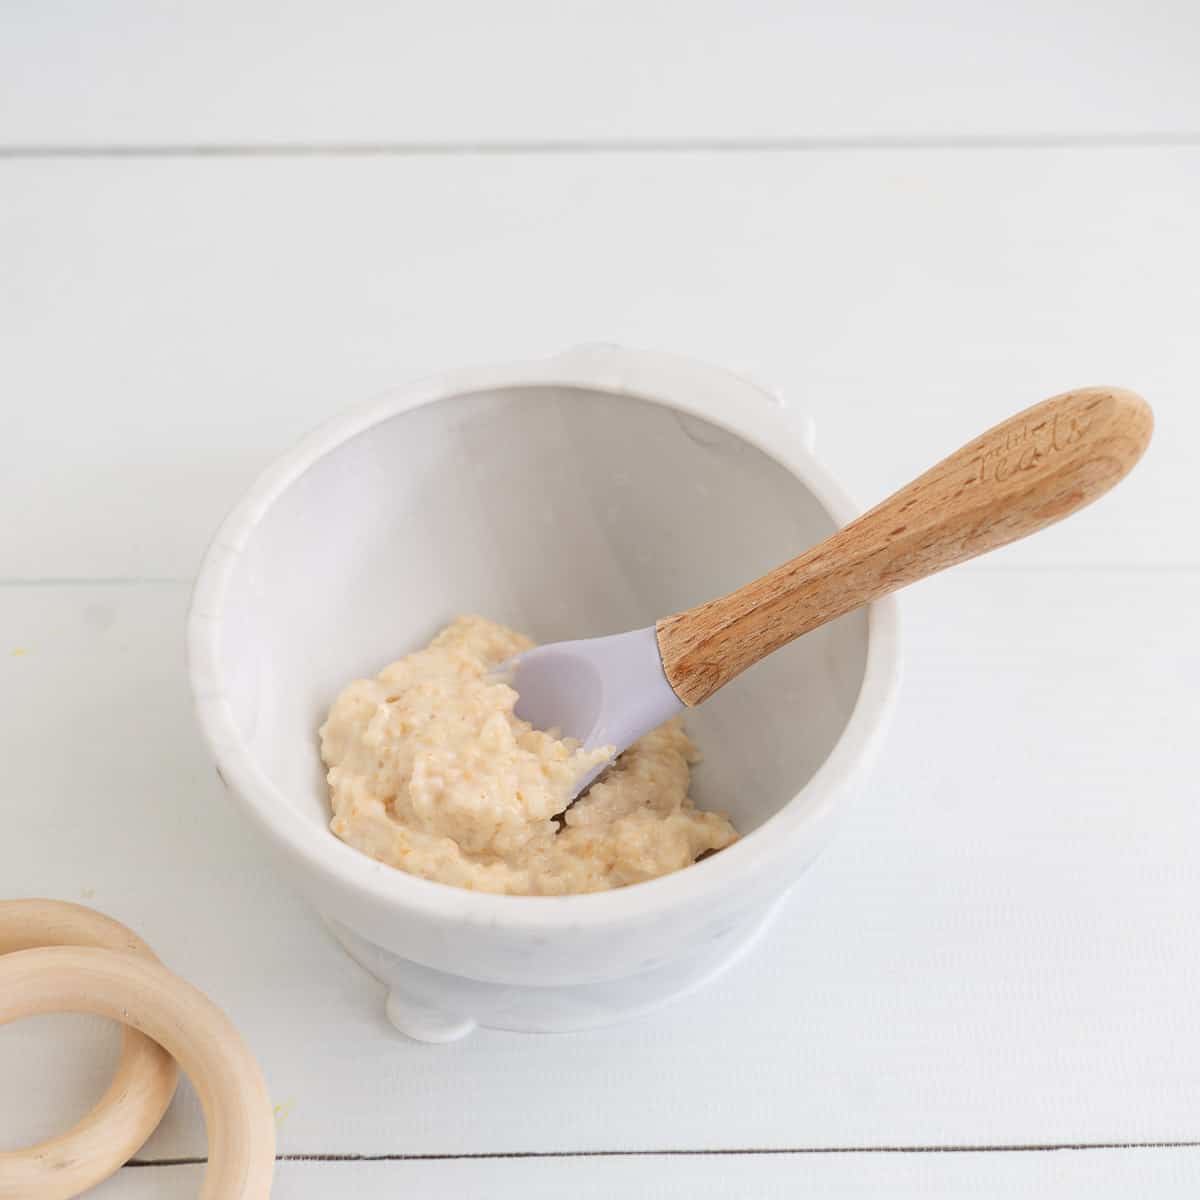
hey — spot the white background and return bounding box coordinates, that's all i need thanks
[2,3,1198,1196]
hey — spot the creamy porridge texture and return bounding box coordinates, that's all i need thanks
[319,615,739,894]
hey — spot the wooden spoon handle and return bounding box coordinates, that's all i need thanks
[656,386,1153,706]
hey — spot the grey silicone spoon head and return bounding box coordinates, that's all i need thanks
[507,626,684,791]
[509,387,1153,798]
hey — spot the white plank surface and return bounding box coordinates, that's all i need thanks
[2,570,1197,1166]
[2,1,1199,147]
[3,10,1197,1194]
[2,148,1197,581]
[88,1148,1200,1199]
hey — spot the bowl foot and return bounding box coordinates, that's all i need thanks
[384,990,477,1043]
[326,892,788,1042]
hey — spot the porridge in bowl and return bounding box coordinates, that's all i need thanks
[319,615,738,895]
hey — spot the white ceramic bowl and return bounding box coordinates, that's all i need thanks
[189,345,900,1042]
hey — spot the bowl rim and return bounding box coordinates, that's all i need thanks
[188,345,900,931]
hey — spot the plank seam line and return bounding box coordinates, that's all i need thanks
[127,1141,1200,1167]
[0,577,191,588]
[2,563,1198,590]
[2,133,1200,159]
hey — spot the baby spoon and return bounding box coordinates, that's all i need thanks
[510,386,1152,795]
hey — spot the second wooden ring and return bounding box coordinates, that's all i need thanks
[0,944,276,1200]
[0,900,179,1200]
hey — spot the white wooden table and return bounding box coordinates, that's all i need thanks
[2,4,1199,1196]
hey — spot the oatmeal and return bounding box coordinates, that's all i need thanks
[319,615,738,894]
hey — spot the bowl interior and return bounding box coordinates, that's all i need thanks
[216,386,868,838]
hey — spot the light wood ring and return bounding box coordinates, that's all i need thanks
[0,900,179,1200]
[0,945,276,1199]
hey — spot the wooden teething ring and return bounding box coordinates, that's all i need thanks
[0,900,178,1200]
[0,900,275,1200]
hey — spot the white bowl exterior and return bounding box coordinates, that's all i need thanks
[189,345,900,989]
